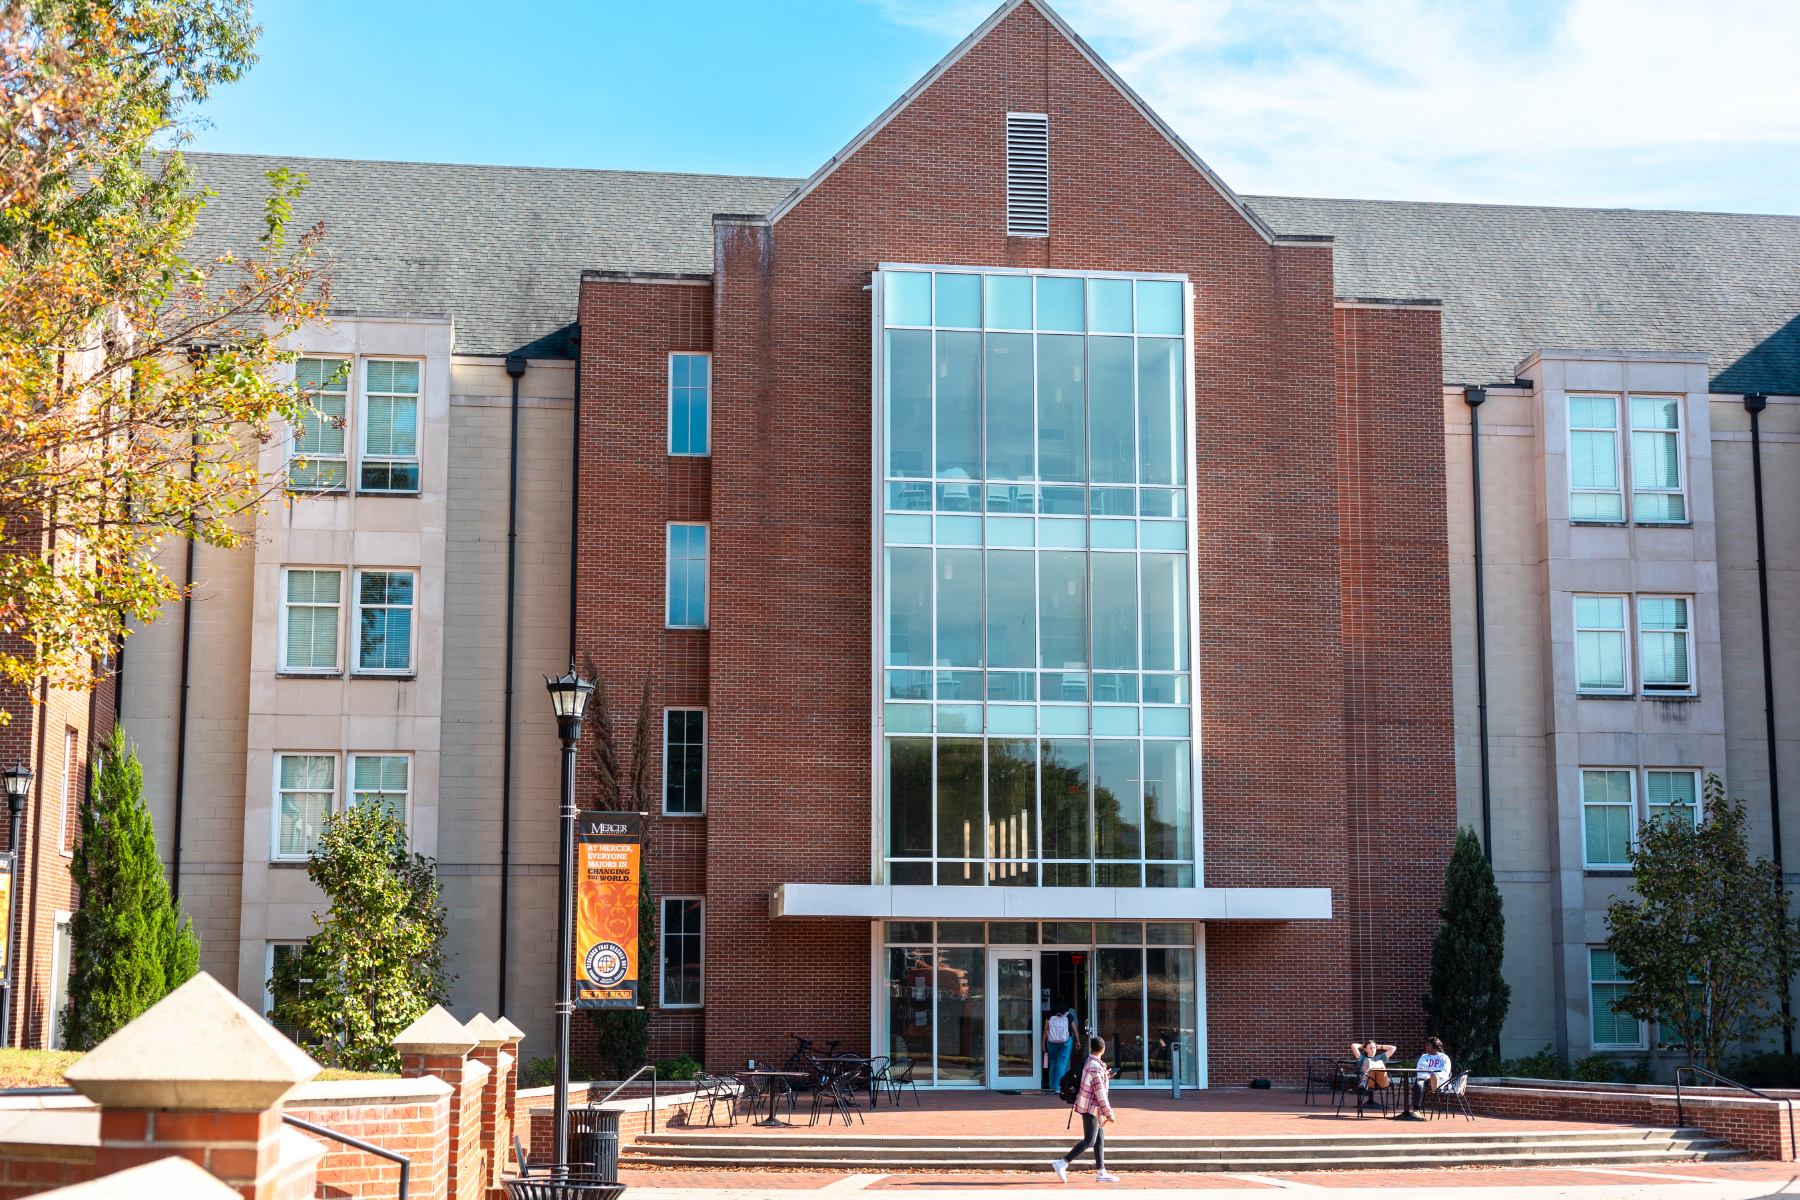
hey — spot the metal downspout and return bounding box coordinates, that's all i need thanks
[1745,393,1791,1054]
[170,432,198,902]
[1464,387,1493,859]
[499,354,526,1017]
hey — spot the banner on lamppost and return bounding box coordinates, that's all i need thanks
[574,812,642,1009]
[0,856,12,980]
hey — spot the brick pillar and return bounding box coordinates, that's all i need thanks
[462,1012,509,1197]
[63,973,322,1200]
[495,1015,525,1178]
[394,1005,486,1200]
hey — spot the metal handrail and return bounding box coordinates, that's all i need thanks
[283,1112,410,1200]
[594,1062,656,1133]
[1673,1064,1797,1152]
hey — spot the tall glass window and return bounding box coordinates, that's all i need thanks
[1574,595,1628,693]
[1568,394,1622,521]
[1639,596,1692,693]
[878,268,1195,889]
[669,353,711,456]
[1630,395,1684,522]
[360,360,420,493]
[667,524,709,628]
[1582,769,1634,868]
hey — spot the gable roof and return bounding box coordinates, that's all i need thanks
[182,153,797,357]
[763,0,1281,244]
[1244,194,1800,393]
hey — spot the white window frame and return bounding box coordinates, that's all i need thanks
[1567,393,1624,522]
[50,911,72,1049]
[1628,394,1686,524]
[1588,947,1646,1050]
[666,523,709,629]
[667,352,712,457]
[357,357,423,494]
[59,728,77,857]
[1637,594,1696,696]
[663,707,707,816]
[659,895,705,1009]
[1645,767,1702,829]
[272,752,337,862]
[351,567,418,675]
[1581,767,1636,869]
[1573,594,1631,695]
[288,357,350,492]
[348,752,412,833]
[278,567,344,675]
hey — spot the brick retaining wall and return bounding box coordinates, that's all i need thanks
[283,1078,453,1200]
[1466,1080,1797,1161]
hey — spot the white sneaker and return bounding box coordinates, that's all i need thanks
[1051,1159,1068,1183]
[1096,1172,1121,1183]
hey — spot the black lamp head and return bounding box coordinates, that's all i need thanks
[504,354,528,379]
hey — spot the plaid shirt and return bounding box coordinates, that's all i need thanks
[1072,1055,1113,1119]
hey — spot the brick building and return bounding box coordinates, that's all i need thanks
[89,0,1800,1084]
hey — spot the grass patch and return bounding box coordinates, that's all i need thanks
[0,1048,395,1089]
[313,1068,400,1082]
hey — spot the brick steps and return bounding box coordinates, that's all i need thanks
[624,1127,1745,1172]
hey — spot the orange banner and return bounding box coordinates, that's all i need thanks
[575,813,641,1009]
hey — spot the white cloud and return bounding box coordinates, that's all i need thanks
[882,0,1800,212]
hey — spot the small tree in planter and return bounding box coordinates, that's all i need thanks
[1421,827,1511,1075]
[64,726,200,1048]
[1606,774,1795,1070]
[271,801,452,1070]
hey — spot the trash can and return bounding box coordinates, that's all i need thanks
[501,1174,624,1200]
[567,1107,622,1182]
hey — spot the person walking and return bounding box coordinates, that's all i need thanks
[1044,1004,1078,1095]
[1051,1036,1118,1183]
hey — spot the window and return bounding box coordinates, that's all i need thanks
[289,358,348,490]
[669,354,710,456]
[1647,769,1700,829]
[1589,948,1643,1047]
[1630,395,1685,522]
[59,729,77,855]
[266,942,309,1040]
[281,569,342,672]
[1639,597,1693,694]
[1568,394,1623,521]
[661,897,703,1007]
[355,570,415,673]
[666,525,708,628]
[360,360,420,492]
[1005,113,1049,237]
[1574,595,1629,693]
[351,755,409,827]
[275,754,335,859]
[665,710,705,815]
[1582,768,1634,867]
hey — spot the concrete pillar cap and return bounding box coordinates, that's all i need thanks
[463,1012,507,1049]
[390,1005,478,1056]
[41,1155,242,1198]
[63,973,320,1112]
[493,1016,525,1042]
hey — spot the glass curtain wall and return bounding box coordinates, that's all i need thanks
[880,267,1197,888]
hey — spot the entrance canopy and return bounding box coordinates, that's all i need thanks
[768,884,1330,921]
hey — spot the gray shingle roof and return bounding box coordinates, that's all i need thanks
[1242,195,1800,393]
[183,153,800,357]
[182,153,1800,390]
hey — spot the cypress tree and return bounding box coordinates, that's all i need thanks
[63,726,199,1050]
[1420,827,1511,1074]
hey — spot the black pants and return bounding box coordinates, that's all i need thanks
[1065,1112,1105,1170]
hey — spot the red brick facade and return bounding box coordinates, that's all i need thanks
[573,0,1455,1086]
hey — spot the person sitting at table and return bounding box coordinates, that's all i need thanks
[1348,1039,1395,1114]
[1413,1037,1451,1108]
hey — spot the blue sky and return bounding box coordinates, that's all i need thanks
[186,0,1800,215]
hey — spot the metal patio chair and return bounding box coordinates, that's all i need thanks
[884,1057,921,1107]
[1428,1070,1474,1122]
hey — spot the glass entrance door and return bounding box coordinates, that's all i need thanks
[987,951,1039,1089]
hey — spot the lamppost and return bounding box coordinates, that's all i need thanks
[545,666,594,1179]
[1,762,33,1049]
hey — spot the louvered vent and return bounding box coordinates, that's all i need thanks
[1006,113,1049,236]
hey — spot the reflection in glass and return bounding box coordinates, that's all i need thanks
[888,947,936,1084]
[937,948,985,1082]
[937,332,981,479]
[936,479,980,512]
[887,669,931,700]
[1041,672,1088,703]
[936,549,982,667]
[1139,488,1186,518]
[1089,337,1135,483]
[885,548,931,667]
[988,740,1036,875]
[1141,554,1189,672]
[935,670,981,701]
[886,330,931,478]
[986,333,1034,481]
[1092,673,1138,703]
[1092,554,1139,671]
[1038,335,1086,482]
[1091,487,1135,516]
[1044,863,1091,886]
[996,956,1037,1080]
[937,739,983,868]
[1094,741,1142,860]
[887,481,932,511]
[1039,552,1087,669]
[1039,486,1086,515]
[986,550,1036,670]
[1097,948,1144,1082]
[1138,339,1186,486]
[1145,948,1197,1084]
[985,672,1035,701]
[887,738,931,858]
[1040,739,1090,861]
[1142,740,1193,862]
[985,484,1036,514]
[1097,863,1143,886]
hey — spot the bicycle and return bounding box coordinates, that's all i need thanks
[781,1033,840,1075]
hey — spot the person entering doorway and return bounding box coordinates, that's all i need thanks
[1044,1003,1078,1095]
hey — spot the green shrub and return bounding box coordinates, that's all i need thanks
[654,1054,702,1082]
[521,1057,555,1089]
[1616,1055,1656,1085]
[1726,1052,1800,1089]
[1500,1045,1570,1080]
[1571,1055,1622,1082]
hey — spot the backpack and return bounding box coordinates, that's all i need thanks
[1047,1013,1070,1043]
[1058,1059,1084,1105]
